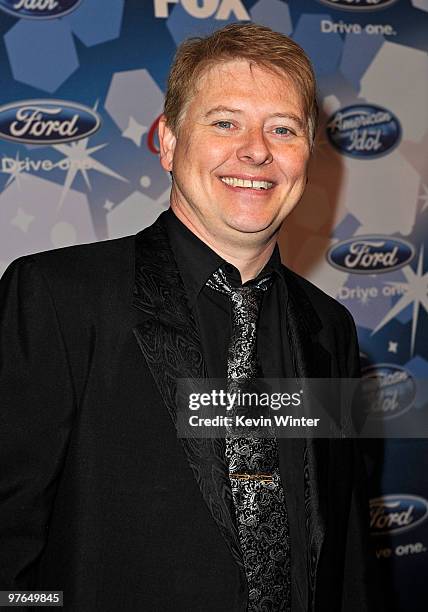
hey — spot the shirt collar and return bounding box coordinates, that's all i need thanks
[163,208,283,307]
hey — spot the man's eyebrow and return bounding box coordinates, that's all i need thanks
[269,112,305,129]
[203,106,242,118]
[203,107,305,129]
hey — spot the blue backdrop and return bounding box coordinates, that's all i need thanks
[0,1,427,609]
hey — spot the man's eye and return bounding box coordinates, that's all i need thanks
[274,126,293,136]
[215,121,233,129]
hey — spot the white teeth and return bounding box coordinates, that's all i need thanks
[220,177,274,190]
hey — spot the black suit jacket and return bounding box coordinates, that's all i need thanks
[0,214,374,611]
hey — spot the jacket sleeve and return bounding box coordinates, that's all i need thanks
[341,309,385,611]
[0,257,75,588]
[345,306,361,379]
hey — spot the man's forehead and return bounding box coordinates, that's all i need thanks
[198,59,295,90]
[192,60,304,115]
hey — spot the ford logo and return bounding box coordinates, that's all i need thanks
[370,495,428,536]
[0,100,101,144]
[317,0,398,11]
[326,104,401,158]
[0,0,81,19]
[361,364,416,420]
[327,235,414,274]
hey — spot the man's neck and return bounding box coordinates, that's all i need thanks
[170,204,278,283]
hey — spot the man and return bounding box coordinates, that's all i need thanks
[0,24,373,611]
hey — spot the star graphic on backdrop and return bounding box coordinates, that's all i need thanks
[1,152,27,189]
[388,341,398,353]
[52,138,127,208]
[122,116,148,147]
[372,247,428,355]
[11,207,34,233]
[418,184,428,212]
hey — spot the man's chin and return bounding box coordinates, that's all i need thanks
[226,218,279,238]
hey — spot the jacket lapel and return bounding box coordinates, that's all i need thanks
[131,216,245,573]
[280,267,330,612]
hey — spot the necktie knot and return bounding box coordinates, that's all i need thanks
[206,266,272,300]
[206,265,273,381]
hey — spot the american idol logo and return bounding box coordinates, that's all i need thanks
[317,0,398,11]
[327,236,414,274]
[361,364,416,420]
[0,100,101,144]
[326,104,401,158]
[0,0,81,18]
[370,495,428,536]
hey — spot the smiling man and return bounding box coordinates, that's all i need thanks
[159,59,310,281]
[0,24,375,612]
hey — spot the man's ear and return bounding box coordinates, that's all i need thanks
[158,114,176,172]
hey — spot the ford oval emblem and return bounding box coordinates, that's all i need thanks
[0,99,101,144]
[0,0,82,19]
[317,0,399,11]
[361,364,416,420]
[370,495,428,536]
[326,104,401,158]
[327,235,414,274]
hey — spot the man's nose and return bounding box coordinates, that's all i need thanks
[236,128,273,165]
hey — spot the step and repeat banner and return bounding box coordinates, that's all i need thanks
[0,0,427,609]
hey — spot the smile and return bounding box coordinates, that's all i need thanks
[220,176,274,190]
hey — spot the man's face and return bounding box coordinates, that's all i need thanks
[159,60,311,247]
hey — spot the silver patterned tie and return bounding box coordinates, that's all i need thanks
[207,267,291,612]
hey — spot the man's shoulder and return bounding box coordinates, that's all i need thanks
[31,234,134,268]
[6,235,135,283]
[2,236,137,308]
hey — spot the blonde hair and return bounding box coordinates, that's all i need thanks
[164,23,318,148]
